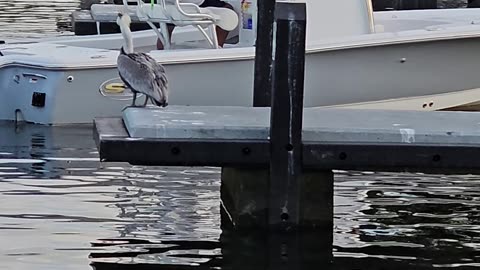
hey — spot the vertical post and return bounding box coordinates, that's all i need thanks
[253,0,276,107]
[398,0,436,9]
[269,1,307,230]
[221,0,331,233]
[469,0,480,8]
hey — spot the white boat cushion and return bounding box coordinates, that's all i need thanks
[138,4,238,31]
[203,7,239,31]
[90,4,140,22]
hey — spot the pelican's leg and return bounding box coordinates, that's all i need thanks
[123,92,138,112]
[143,95,149,107]
[131,92,137,107]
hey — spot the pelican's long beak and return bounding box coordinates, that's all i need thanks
[116,12,131,27]
[117,12,130,27]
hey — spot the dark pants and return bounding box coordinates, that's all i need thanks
[200,0,229,8]
[167,0,233,27]
[469,0,480,8]
[114,0,229,7]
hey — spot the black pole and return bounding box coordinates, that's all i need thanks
[253,0,276,107]
[469,0,480,8]
[397,0,436,9]
[269,1,307,230]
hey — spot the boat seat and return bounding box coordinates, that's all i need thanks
[136,3,238,31]
[90,4,140,22]
[90,3,142,34]
[130,0,238,49]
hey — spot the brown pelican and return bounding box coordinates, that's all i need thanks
[116,12,168,108]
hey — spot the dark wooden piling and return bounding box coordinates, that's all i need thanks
[220,0,333,232]
[269,1,307,230]
[220,230,333,270]
[372,0,437,10]
[468,0,480,8]
[398,0,437,9]
[253,0,275,107]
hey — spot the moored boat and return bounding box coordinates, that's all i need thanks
[2,0,480,124]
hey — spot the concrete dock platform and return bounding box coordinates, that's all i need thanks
[123,106,480,144]
[95,106,480,173]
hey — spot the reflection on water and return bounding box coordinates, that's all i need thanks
[0,122,221,269]
[2,122,480,269]
[89,231,334,270]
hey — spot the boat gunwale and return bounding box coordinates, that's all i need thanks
[2,28,480,71]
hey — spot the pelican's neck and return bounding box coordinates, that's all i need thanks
[120,24,134,54]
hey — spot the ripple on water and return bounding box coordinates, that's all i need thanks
[0,158,45,164]
[0,0,82,38]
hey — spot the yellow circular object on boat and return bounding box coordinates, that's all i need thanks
[104,83,125,94]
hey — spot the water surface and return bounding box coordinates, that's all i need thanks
[0,0,84,39]
[2,122,480,269]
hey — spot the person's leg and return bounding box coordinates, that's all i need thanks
[156,23,176,50]
[214,3,233,47]
[200,0,234,47]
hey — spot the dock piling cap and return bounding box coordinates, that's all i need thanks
[275,0,306,21]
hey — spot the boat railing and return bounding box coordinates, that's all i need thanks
[122,0,238,49]
[366,0,376,33]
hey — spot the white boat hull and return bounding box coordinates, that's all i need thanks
[2,34,480,125]
[3,8,480,124]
